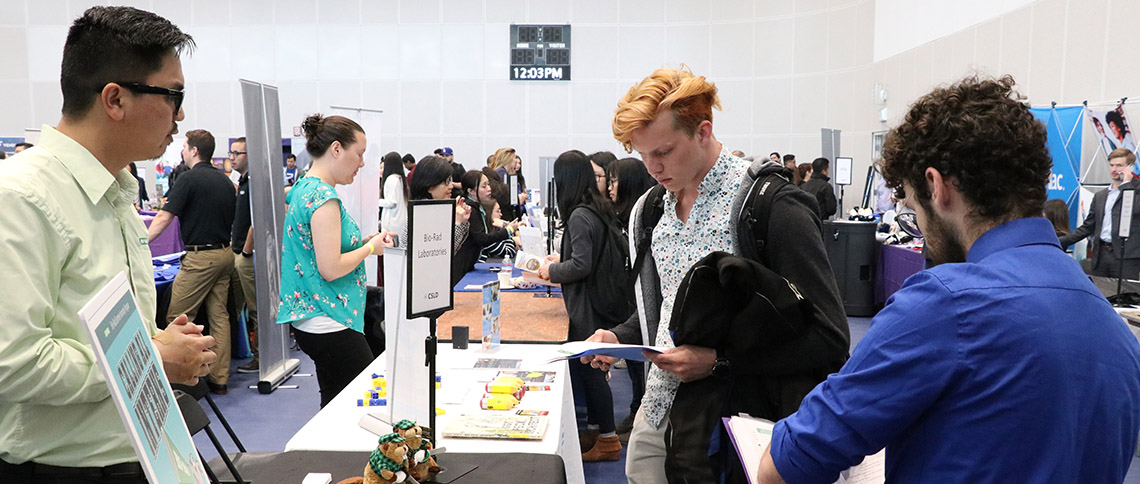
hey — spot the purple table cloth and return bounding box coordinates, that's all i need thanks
[140,212,184,257]
[875,243,925,305]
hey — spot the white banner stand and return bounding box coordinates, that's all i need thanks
[382,246,430,426]
[330,106,383,285]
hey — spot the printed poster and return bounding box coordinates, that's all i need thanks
[481,280,501,352]
[79,272,209,484]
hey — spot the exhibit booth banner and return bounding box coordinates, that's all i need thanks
[1031,106,1083,231]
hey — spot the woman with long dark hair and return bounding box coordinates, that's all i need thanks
[537,149,624,461]
[408,156,475,283]
[461,170,518,262]
[278,114,393,407]
[379,151,409,236]
[603,156,656,434]
[608,157,657,228]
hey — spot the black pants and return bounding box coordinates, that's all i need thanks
[293,327,374,408]
[569,359,615,434]
[0,459,147,484]
[627,359,646,415]
[1092,243,1140,278]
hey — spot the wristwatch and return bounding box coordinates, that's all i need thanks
[711,349,731,379]
[241,251,253,258]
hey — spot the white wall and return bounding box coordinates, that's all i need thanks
[2,0,1139,211]
[872,0,1036,63]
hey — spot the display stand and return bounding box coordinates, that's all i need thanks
[835,156,853,217]
[1115,187,1136,303]
[405,200,476,482]
[535,179,561,299]
[240,79,300,393]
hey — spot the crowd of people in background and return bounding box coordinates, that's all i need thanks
[6,6,1138,484]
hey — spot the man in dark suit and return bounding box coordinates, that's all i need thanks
[800,157,838,219]
[1060,148,1140,278]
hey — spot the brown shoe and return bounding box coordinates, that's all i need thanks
[579,428,599,453]
[581,435,622,462]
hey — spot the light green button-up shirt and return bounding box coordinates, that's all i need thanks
[0,125,158,467]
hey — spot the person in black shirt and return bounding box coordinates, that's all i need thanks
[800,157,838,219]
[228,137,259,374]
[148,129,237,394]
[436,146,465,197]
[461,170,518,262]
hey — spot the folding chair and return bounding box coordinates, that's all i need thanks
[172,379,246,453]
[174,390,247,484]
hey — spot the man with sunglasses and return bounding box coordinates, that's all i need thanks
[755,76,1140,483]
[149,129,237,395]
[0,7,217,483]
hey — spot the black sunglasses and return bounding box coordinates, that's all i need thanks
[229,151,247,156]
[114,82,185,114]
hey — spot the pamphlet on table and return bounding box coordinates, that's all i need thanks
[545,341,669,363]
[78,272,210,484]
[442,413,549,440]
[481,280,501,352]
[723,415,885,484]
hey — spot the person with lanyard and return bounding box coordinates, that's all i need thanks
[277,113,393,408]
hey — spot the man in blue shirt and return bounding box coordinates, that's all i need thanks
[756,75,1140,483]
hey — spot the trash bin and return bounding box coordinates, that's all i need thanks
[821,220,877,317]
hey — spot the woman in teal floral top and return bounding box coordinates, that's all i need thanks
[278,114,392,407]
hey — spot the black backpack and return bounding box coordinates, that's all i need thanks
[631,162,799,276]
[572,204,636,325]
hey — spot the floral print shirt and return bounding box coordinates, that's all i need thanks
[642,148,748,428]
[277,176,367,333]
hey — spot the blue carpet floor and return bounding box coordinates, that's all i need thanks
[196,316,1140,483]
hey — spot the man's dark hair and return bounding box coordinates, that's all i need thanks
[286,153,297,161]
[783,153,795,162]
[812,157,829,173]
[61,6,194,117]
[402,153,415,165]
[879,75,1051,220]
[588,151,618,170]
[770,151,780,158]
[408,156,451,200]
[186,129,215,161]
[434,148,444,155]
[233,137,246,144]
[15,142,33,150]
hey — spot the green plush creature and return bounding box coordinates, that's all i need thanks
[363,433,408,484]
[392,420,441,481]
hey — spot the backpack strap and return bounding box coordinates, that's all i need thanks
[738,165,794,266]
[630,185,667,277]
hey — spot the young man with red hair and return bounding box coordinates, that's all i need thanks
[584,67,849,483]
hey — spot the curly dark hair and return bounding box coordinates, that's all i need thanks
[878,75,1051,220]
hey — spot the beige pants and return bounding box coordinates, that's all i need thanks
[167,248,234,384]
[232,253,258,357]
[626,405,669,484]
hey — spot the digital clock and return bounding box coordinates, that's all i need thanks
[509,24,571,81]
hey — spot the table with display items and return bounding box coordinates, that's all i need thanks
[285,344,585,484]
[454,262,561,293]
